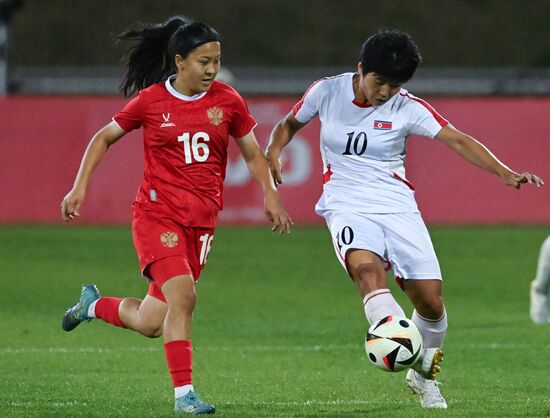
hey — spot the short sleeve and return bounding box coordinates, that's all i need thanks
[229,92,257,138]
[405,95,449,138]
[292,79,325,124]
[113,93,145,132]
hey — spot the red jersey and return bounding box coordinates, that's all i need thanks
[113,77,256,227]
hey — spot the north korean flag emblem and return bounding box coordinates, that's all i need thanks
[374,120,392,130]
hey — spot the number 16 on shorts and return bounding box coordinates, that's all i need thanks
[199,233,214,265]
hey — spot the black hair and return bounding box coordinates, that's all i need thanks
[118,16,220,97]
[360,29,422,85]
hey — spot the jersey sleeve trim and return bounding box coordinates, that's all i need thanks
[399,92,449,127]
[111,118,126,133]
[292,78,324,117]
[233,122,258,139]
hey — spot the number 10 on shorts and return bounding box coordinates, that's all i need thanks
[199,233,214,265]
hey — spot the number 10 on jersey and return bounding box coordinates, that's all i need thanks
[178,132,210,163]
[343,131,368,156]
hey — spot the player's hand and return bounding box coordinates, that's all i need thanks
[264,190,293,234]
[501,170,544,189]
[61,188,86,222]
[265,147,284,186]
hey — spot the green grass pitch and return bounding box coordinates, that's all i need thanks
[1,225,549,417]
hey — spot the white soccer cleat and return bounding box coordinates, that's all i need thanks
[411,347,443,380]
[530,281,549,324]
[406,369,447,409]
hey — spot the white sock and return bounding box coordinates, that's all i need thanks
[175,384,194,399]
[412,308,447,349]
[87,299,98,318]
[532,236,550,294]
[363,288,406,325]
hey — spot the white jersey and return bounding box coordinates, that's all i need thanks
[293,72,448,215]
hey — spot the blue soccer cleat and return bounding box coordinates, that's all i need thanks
[61,284,100,332]
[174,391,215,415]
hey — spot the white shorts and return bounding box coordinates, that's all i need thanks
[324,211,442,281]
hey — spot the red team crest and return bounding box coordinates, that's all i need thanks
[160,231,179,248]
[207,107,223,126]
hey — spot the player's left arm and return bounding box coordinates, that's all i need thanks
[234,130,294,233]
[435,124,544,189]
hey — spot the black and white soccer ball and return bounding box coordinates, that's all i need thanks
[365,315,423,372]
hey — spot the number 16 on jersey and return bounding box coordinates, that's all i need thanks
[178,132,211,163]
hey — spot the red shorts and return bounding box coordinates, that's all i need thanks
[132,209,215,302]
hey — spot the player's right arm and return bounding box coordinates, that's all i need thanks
[436,124,544,189]
[266,113,306,185]
[267,78,325,185]
[61,121,126,222]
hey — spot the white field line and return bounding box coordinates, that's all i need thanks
[222,399,377,406]
[0,344,358,354]
[7,399,380,408]
[8,400,88,408]
[6,399,374,408]
[8,398,548,408]
[221,398,548,406]
[1,342,548,355]
[0,346,160,354]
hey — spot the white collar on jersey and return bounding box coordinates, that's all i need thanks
[165,74,208,101]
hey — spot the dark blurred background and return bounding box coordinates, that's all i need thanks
[11,0,550,67]
[4,0,550,95]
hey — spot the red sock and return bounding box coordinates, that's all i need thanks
[164,340,193,387]
[95,297,126,328]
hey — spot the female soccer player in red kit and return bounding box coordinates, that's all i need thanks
[60,17,292,415]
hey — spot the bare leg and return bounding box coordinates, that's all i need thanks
[346,249,389,297]
[403,278,447,389]
[160,274,203,405]
[346,249,405,324]
[160,275,196,341]
[118,295,167,338]
[402,279,444,320]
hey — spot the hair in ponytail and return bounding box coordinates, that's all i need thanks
[118,16,220,97]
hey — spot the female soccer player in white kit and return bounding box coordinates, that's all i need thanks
[267,29,543,409]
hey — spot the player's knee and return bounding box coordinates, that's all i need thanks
[416,297,445,320]
[133,315,164,338]
[352,262,385,288]
[167,291,196,316]
[140,326,163,338]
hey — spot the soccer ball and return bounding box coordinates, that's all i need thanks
[365,315,422,372]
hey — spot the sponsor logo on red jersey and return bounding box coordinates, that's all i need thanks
[160,113,176,128]
[373,120,392,130]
